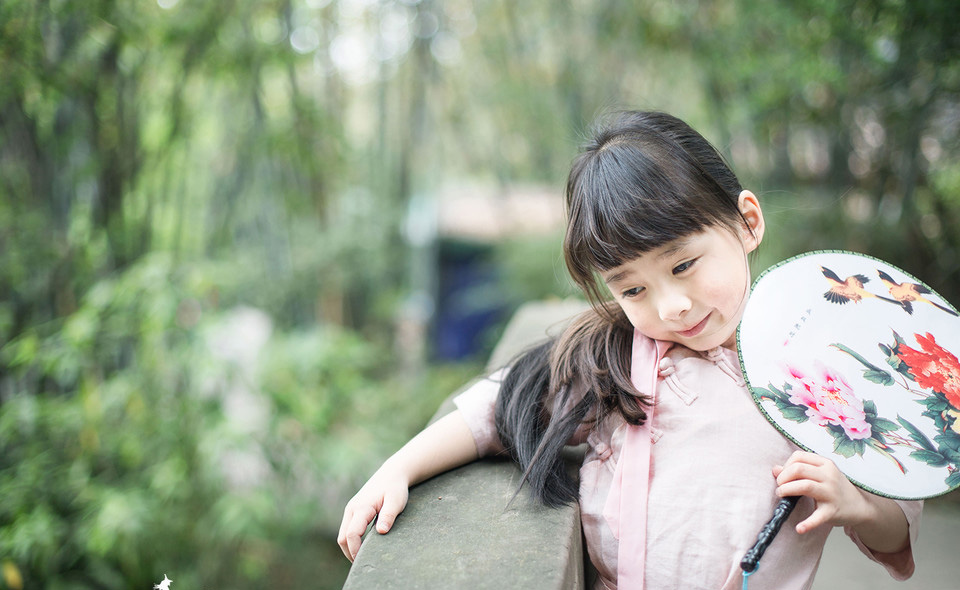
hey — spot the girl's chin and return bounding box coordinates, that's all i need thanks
[684,328,738,352]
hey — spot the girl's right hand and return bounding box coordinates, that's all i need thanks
[337,463,411,562]
[336,409,482,562]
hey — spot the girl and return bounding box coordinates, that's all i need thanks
[338,111,921,589]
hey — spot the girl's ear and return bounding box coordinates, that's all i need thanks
[738,190,765,253]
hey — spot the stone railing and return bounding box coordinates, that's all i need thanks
[342,299,591,590]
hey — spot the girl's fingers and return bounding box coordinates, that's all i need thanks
[346,511,373,561]
[774,453,862,534]
[776,478,822,500]
[796,496,843,535]
[337,489,407,562]
[780,450,825,472]
[337,508,355,559]
[776,453,841,488]
[776,462,821,488]
[787,451,824,466]
[337,516,359,561]
[376,490,408,534]
[795,506,831,535]
[338,504,377,562]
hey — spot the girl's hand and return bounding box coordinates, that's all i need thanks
[337,463,411,562]
[336,410,482,562]
[336,409,482,562]
[773,451,910,553]
[773,450,910,553]
[772,450,870,535]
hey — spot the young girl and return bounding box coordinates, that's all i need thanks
[337,111,921,589]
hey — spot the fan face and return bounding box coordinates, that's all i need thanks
[737,251,960,500]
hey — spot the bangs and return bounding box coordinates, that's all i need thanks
[566,141,735,265]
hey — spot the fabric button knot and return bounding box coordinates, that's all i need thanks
[595,441,613,461]
[650,427,664,444]
[658,357,675,376]
[588,431,614,461]
[706,347,726,362]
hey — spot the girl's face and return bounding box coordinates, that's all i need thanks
[600,191,765,351]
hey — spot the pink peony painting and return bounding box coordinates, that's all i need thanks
[784,364,872,440]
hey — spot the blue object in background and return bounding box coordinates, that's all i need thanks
[433,239,506,361]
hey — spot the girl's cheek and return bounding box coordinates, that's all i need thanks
[614,301,637,325]
[621,306,652,333]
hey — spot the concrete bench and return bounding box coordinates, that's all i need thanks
[343,299,591,590]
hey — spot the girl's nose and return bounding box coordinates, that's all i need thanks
[658,292,691,321]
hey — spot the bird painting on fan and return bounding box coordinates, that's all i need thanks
[876,270,959,316]
[820,266,898,306]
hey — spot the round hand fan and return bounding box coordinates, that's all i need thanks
[736,250,960,573]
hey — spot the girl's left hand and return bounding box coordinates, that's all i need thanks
[772,450,870,535]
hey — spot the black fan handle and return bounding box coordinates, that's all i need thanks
[740,496,800,573]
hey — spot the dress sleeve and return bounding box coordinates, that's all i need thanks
[843,498,923,580]
[452,369,507,457]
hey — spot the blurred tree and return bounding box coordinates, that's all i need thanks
[0,1,423,586]
[439,0,960,301]
[0,0,357,339]
[663,0,960,297]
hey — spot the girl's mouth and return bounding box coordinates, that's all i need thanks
[678,314,710,338]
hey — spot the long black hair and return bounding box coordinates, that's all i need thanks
[494,303,639,507]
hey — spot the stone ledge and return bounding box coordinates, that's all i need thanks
[342,459,584,590]
[343,299,591,590]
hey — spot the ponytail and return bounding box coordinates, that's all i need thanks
[495,302,644,507]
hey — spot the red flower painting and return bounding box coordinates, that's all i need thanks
[897,332,960,410]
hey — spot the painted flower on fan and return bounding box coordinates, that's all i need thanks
[785,364,872,440]
[897,332,960,410]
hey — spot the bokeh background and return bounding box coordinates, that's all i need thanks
[1,1,958,588]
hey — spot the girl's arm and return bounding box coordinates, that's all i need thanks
[773,451,909,553]
[337,409,480,562]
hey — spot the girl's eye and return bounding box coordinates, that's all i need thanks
[621,286,644,299]
[673,259,697,275]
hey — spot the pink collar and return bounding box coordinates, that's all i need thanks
[602,330,672,589]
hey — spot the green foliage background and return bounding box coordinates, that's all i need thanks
[1,0,958,588]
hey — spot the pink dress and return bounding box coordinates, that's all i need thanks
[454,341,921,590]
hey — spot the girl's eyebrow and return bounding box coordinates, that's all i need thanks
[602,238,694,285]
[657,238,692,260]
[603,269,629,285]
